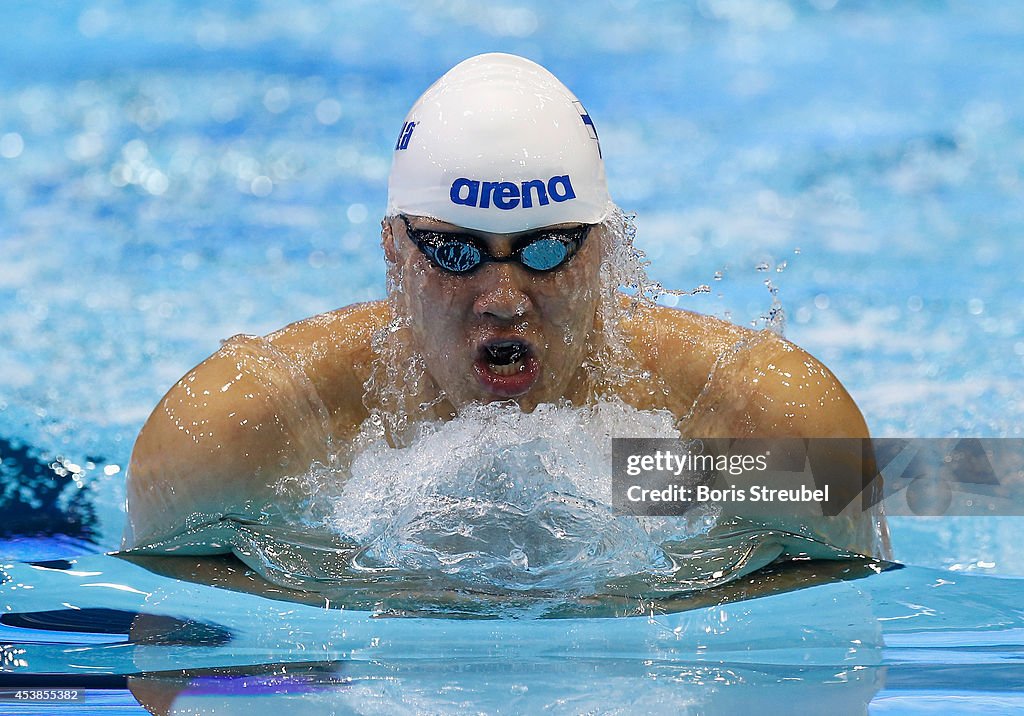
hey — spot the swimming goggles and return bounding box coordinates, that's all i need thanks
[399,214,591,274]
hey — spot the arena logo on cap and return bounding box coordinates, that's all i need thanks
[395,121,416,151]
[449,175,576,210]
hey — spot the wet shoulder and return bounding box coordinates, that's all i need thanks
[618,300,866,437]
[618,300,748,409]
[265,300,391,435]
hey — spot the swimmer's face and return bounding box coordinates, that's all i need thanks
[384,215,603,411]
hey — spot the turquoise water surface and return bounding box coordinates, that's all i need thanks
[2,1,1023,713]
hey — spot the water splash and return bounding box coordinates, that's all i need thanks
[301,400,693,592]
[748,259,788,335]
[758,276,786,335]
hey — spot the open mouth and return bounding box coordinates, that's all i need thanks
[484,340,529,374]
[473,339,540,397]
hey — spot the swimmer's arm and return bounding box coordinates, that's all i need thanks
[767,342,870,438]
[639,307,886,556]
[645,320,886,559]
[123,337,332,552]
[685,333,888,557]
[123,303,385,552]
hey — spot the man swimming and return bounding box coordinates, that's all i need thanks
[123,53,883,556]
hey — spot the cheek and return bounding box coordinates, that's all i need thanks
[539,252,602,339]
[401,261,465,353]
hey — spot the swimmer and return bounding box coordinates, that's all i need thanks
[123,53,882,554]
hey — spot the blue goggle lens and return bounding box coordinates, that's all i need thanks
[402,215,588,275]
[520,238,569,271]
[432,242,482,273]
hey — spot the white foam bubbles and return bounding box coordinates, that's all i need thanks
[303,399,688,592]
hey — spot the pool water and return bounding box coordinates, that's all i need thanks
[1,551,1022,714]
[2,1,1023,713]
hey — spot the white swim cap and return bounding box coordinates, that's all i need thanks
[387,53,611,233]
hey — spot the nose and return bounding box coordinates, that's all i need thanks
[472,264,534,321]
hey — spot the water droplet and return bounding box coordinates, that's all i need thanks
[509,548,529,569]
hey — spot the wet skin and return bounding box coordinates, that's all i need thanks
[123,216,876,553]
[382,215,603,413]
